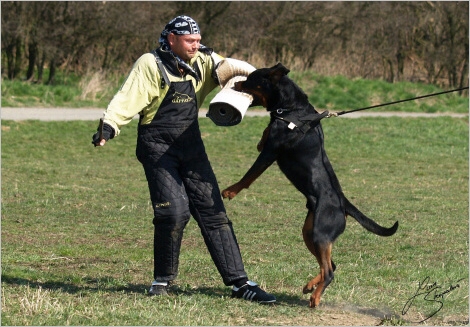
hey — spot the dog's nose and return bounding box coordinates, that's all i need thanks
[233,81,243,91]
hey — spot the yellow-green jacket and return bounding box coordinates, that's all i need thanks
[102,48,224,136]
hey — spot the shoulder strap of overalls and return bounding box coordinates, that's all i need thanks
[151,50,171,89]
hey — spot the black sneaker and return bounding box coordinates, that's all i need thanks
[148,283,169,296]
[231,281,276,304]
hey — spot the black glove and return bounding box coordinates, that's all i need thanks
[92,121,115,146]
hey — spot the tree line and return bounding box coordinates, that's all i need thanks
[2,1,468,90]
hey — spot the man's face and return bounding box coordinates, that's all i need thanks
[168,33,201,61]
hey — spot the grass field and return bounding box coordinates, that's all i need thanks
[1,114,468,325]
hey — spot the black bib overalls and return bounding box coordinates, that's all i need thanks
[136,78,247,286]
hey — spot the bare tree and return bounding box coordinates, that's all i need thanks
[1,1,468,89]
[2,1,25,79]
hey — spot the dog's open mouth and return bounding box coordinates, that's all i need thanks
[233,81,266,107]
[233,81,248,93]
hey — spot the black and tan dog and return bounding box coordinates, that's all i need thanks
[221,63,398,308]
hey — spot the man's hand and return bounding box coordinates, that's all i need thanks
[93,138,107,147]
[92,119,114,147]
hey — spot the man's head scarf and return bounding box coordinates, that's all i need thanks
[160,15,200,37]
[159,15,212,81]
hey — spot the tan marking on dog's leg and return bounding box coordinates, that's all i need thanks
[302,210,317,255]
[303,273,322,294]
[302,210,322,294]
[257,125,271,152]
[309,243,334,308]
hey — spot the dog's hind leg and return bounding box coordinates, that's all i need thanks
[302,210,336,308]
[302,260,336,296]
[302,210,323,293]
[302,210,320,291]
[309,243,335,308]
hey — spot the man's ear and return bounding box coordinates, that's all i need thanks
[268,63,290,84]
[167,33,176,46]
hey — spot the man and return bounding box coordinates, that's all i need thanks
[91,15,276,304]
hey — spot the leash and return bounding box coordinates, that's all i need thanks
[326,86,469,118]
[271,86,468,132]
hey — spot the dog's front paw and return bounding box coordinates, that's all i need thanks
[221,187,238,200]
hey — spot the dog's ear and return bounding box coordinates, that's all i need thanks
[268,63,290,84]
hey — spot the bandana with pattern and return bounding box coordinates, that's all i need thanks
[158,15,212,81]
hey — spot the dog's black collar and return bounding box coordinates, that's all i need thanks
[275,108,291,114]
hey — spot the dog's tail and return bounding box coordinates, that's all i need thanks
[344,198,398,236]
